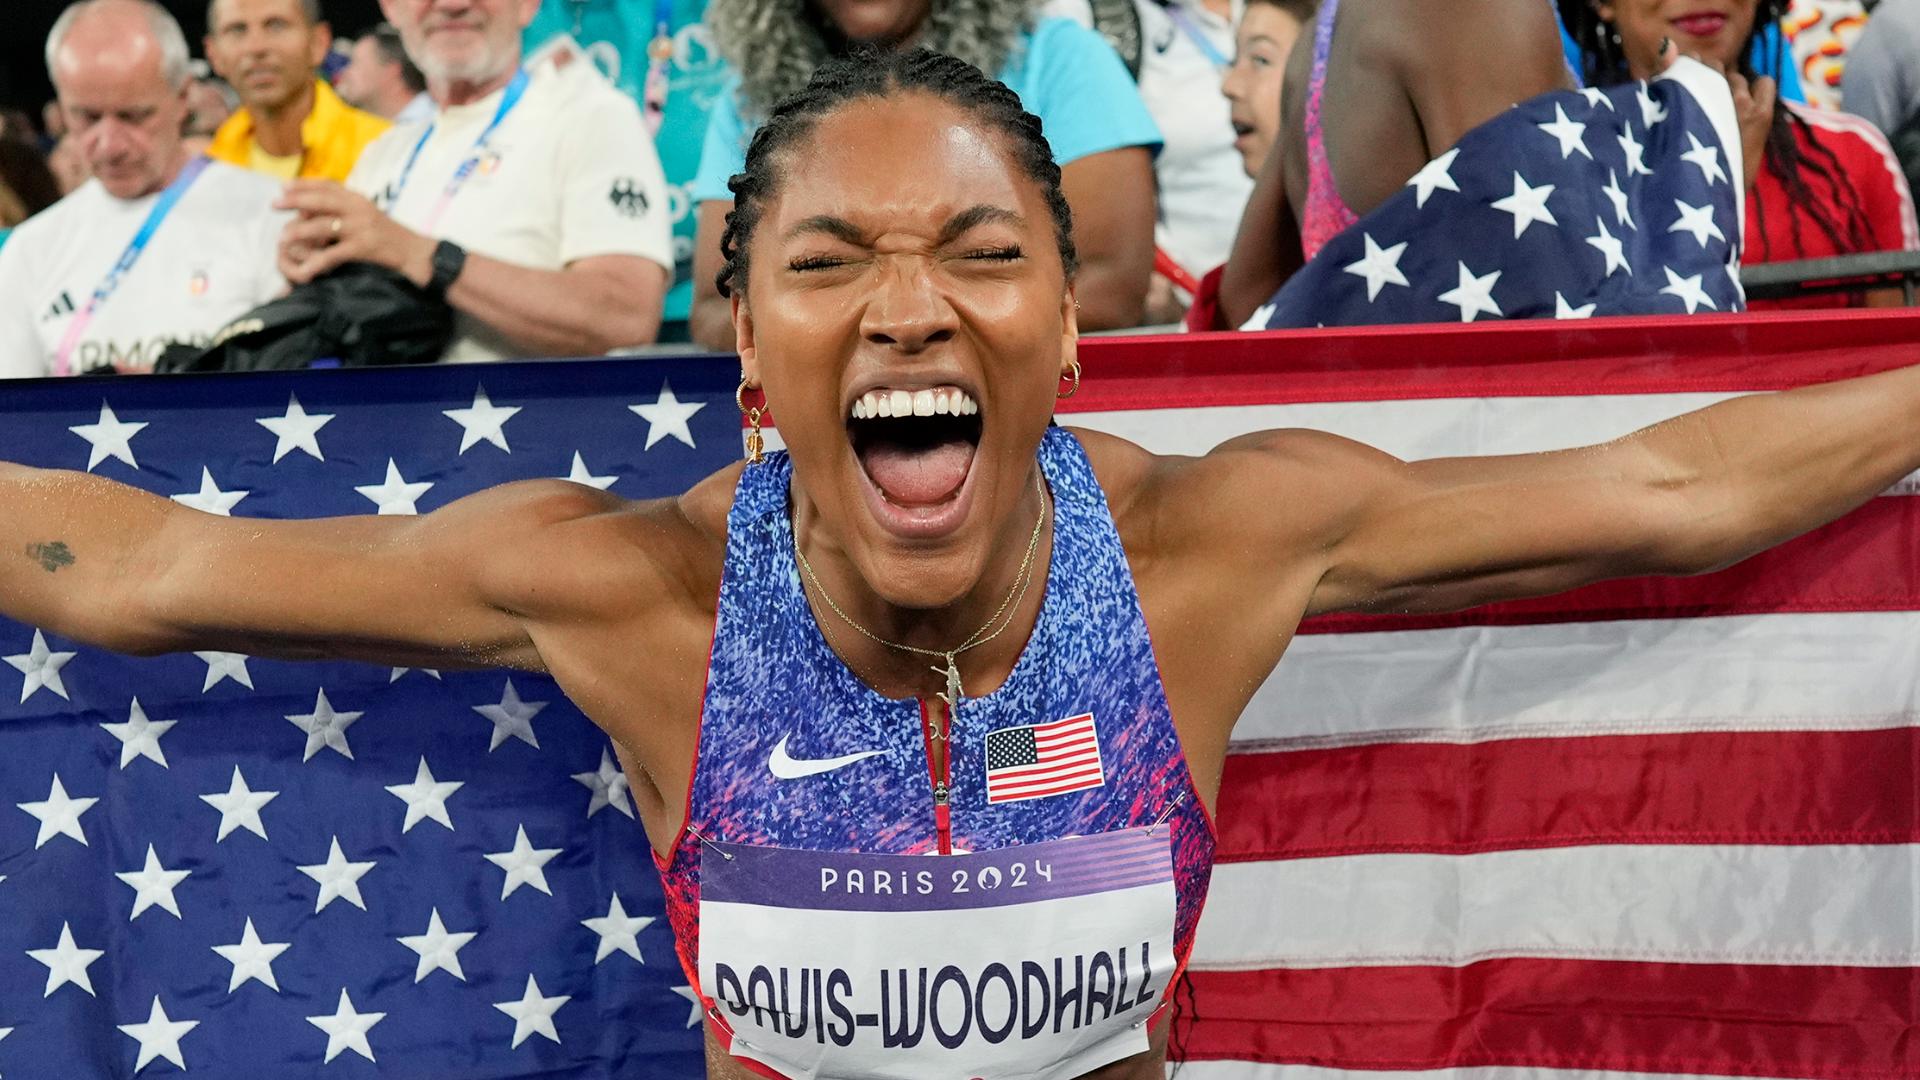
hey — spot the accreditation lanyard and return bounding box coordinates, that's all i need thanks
[1166,4,1231,69]
[641,0,674,135]
[389,67,530,234]
[52,155,211,378]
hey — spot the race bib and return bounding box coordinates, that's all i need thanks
[698,828,1176,1080]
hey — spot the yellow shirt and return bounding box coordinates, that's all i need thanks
[209,80,391,184]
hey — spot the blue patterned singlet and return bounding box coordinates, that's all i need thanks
[655,427,1217,1073]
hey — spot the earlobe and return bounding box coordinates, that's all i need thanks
[733,293,761,383]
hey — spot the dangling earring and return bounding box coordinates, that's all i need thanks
[1057,359,1081,400]
[737,377,766,465]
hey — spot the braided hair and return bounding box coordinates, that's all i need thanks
[715,47,1078,300]
[1559,0,1880,262]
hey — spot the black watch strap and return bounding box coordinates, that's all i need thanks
[426,240,466,299]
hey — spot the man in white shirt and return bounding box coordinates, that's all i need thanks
[336,22,435,124]
[275,0,674,364]
[0,0,288,378]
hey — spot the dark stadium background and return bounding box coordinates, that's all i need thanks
[4,0,385,121]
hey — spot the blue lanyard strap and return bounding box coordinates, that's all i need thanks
[1166,4,1231,69]
[53,155,210,376]
[388,67,531,214]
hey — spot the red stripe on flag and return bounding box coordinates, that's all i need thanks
[993,765,1105,794]
[1174,959,1920,1076]
[1214,727,1920,862]
[1297,495,1920,634]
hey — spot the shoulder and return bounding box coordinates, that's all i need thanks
[198,159,282,200]
[1786,100,1903,162]
[1020,15,1122,65]
[3,185,91,251]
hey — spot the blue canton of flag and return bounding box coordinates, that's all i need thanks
[1255,59,1746,329]
[0,358,740,1077]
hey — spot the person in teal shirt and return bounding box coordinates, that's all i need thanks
[684,0,1163,349]
[524,0,731,336]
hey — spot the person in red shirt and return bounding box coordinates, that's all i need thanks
[1563,0,1919,309]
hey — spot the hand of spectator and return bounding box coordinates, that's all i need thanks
[1661,38,1777,191]
[274,180,436,289]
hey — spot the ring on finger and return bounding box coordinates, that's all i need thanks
[330,216,343,238]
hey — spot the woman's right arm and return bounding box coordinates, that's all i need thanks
[0,463,662,670]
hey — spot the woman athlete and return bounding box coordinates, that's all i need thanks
[4,51,1920,1079]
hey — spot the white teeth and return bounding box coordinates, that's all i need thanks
[935,392,951,416]
[876,394,893,418]
[849,387,980,420]
[889,390,912,417]
[912,390,935,416]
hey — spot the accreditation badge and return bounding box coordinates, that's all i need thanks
[697,828,1176,1080]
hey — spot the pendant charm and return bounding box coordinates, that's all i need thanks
[932,654,963,738]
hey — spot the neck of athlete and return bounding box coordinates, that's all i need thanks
[252,80,315,158]
[431,62,519,108]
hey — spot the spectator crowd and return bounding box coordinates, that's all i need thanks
[0,0,1917,377]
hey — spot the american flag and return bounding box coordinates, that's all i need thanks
[1253,59,1748,330]
[1070,312,1920,1077]
[0,359,736,1078]
[983,712,1106,804]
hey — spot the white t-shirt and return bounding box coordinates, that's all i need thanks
[0,162,288,378]
[1135,0,1254,280]
[347,59,674,364]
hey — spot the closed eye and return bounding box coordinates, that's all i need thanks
[788,255,852,272]
[960,245,1023,262]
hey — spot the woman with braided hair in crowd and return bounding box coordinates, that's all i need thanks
[684,0,1164,348]
[10,46,1920,1077]
[1562,0,1919,308]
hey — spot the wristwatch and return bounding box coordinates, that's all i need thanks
[426,240,466,299]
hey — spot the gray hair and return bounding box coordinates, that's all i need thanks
[707,0,1034,118]
[206,0,324,32]
[46,0,193,89]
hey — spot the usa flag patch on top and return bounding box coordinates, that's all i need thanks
[984,713,1105,804]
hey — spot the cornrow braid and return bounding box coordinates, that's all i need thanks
[716,47,1078,300]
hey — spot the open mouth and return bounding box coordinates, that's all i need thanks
[847,386,984,537]
[1231,120,1255,138]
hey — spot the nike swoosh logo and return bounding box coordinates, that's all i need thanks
[768,734,890,780]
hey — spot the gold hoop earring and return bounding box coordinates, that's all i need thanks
[737,377,766,464]
[1057,360,1080,400]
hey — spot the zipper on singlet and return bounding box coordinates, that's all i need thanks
[918,698,953,855]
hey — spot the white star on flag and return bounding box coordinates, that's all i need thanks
[1580,86,1616,111]
[287,687,362,762]
[562,451,617,491]
[475,679,548,751]
[297,837,377,912]
[572,748,634,819]
[307,989,384,1064]
[582,893,654,963]
[1537,103,1592,160]
[1618,125,1651,177]
[117,995,199,1072]
[101,697,176,769]
[1490,172,1558,239]
[27,922,104,997]
[169,467,248,515]
[200,766,278,841]
[1436,262,1503,323]
[398,908,478,982]
[69,401,148,471]
[1406,148,1461,208]
[1661,265,1717,313]
[443,385,522,453]
[1669,198,1727,248]
[194,650,253,690]
[386,757,464,832]
[1602,169,1636,230]
[1238,301,1276,331]
[1585,216,1632,277]
[1555,293,1598,319]
[6,629,76,702]
[256,394,334,462]
[1681,132,1728,185]
[354,458,433,515]
[1636,82,1669,127]
[212,917,291,992]
[494,975,570,1048]
[1342,234,1410,301]
[485,825,562,899]
[629,381,707,450]
[670,985,704,1028]
[116,844,191,921]
[18,773,96,848]
[390,666,443,682]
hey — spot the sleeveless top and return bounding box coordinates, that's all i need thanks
[1302,0,1361,261]
[655,426,1217,1077]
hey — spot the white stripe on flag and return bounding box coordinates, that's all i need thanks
[1192,843,1920,970]
[1232,611,1920,751]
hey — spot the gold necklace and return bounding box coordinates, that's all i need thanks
[794,470,1049,736]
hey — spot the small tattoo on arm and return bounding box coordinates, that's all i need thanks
[25,541,74,573]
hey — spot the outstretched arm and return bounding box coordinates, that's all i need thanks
[0,465,674,669]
